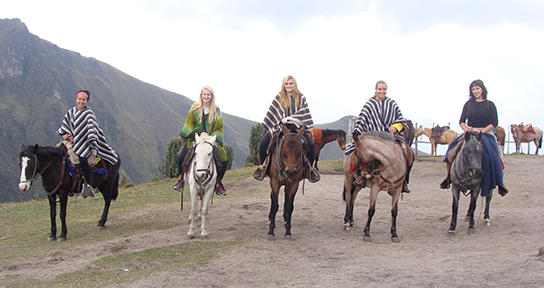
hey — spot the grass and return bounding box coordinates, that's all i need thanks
[0,165,260,287]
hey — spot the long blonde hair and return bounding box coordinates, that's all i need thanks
[279,75,303,110]
[372,80,387,99]
[195,86,218,122]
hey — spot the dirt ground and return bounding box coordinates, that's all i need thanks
[3,156,544,287]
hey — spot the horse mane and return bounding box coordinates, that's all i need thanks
[35,145,65,158]
[361,131,395,142]
[322,129,343,136]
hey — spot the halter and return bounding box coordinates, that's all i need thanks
[22,152,66,197]
[274,132,304,182]
[192,141,216,196]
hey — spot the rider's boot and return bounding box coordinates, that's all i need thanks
[440,162,452,189]
[173,176,184,191]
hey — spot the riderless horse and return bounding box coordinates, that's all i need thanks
[415,125,458,156]
[184,134,220,239]
[404,119,416,147]
[343,131,408,242]
[511,123,543,155]
[309,128,347,170]
[18,144,120,241]
[447,132,484,236]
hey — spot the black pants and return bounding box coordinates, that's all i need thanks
[79,156,93,184]
[258,131,315,165]
[177,145,227,180]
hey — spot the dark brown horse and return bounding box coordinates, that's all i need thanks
[310,128,347,169]
[266,120,307,238]
[343,131,407,242]
[405,119,416,147]
[496,126,505,148]
[18,144,120,241]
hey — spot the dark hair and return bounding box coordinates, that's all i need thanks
[469,79,487,101]
[76,90,91,101]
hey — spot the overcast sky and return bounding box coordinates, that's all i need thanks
[3,0,544,154]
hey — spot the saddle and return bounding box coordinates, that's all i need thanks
[308,128,322,145]
[180,144,223,175]
[432,125,450,139]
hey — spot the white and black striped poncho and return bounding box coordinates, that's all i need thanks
[345,96,406,154]
[57,107,118,165]
[262,93,314,133]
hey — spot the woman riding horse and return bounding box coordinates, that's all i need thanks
[253,75,320,183]
[345,80,413,193]
[57,90,119,198]
[440,79,508,197]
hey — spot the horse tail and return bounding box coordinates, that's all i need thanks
[342,186,346,202]
[111,171,119,201]
[539,135,543,149]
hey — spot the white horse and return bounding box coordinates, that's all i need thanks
[186,134,218,239]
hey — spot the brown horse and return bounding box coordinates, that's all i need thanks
[511,124,543,154]
[496,126,506,149]
[404,119,416,147]
[415,125,458,156]
[266,120,307,238]
[310,128,346,170]
[343,131,407,243]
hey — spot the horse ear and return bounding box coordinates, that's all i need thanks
[298,126,306,136]
[195,133,200,142]
[352,132,359,142]
[32,144,39,154]
[210,134,217,143]
[282,124,289,135]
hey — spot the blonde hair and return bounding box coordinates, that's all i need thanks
[279,75,303,110]
[195,86,218,122]
[372,80,387,99]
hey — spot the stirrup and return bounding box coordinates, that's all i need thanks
[308,167,320,183]
[440,178,451,189]
[353,175,366,187]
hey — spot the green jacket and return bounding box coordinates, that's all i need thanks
[180,103,226,161]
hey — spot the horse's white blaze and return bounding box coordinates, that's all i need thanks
[19,156,31,192]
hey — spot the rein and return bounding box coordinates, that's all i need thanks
[274,132,304,182]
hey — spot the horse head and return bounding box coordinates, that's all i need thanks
[193,134,217,185]
[18,144,39,193]
[415,125,424,137]
[280,124,305,178]
[337,130,347,150]
[458,132,484,182]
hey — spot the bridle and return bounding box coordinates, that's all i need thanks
[453,141,483,196]
[192,141,216,196]
[21,152,66,196]
[274,132,304,182]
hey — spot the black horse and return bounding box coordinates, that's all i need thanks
[18,144,120,241]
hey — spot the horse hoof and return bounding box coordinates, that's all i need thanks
[96,224,105,230]
[57,237,67,242]
[484,219,491,226]
[47,237,56,242]
[447,230,455,236]
[284,234,292,239]
[391,237,400,243]
[464,216,470,222]
[267,234,275,241]
[467,228,475,234]
[201,235,209,240]
[186,234,195,240]
[350,222,356,228]
[343,223,350,230]
[363,236,372,242]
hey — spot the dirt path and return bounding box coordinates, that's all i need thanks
[4,157,544,287]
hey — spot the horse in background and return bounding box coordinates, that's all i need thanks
[18,144,120,241]
[186,134,219,239]
[309,128,346,170]
[415,124,458,156]
[448,132,484,236]
[343,131,407,243]
[266,117,307,238]
[404,119,416,147]
[511,123,543,154]
[495,126,506,150]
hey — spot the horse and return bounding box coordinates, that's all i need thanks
[415,125,458,156]
[310,128,346,170]
[511,124,543,155]
[266,118,307,238]
[186,134,219,239]
[342,131,407,243]
[448,132,484,236]
[404,119,416,147]
[18,144,120,241]
[496,126,506,149]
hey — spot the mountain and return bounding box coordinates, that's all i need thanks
[0,18,255,202]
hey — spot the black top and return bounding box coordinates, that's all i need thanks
[459,100,498,128]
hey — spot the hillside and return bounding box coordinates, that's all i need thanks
[0,18,255,202]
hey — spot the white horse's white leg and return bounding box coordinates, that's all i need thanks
[200,185,215,239]
[187,188,198,239]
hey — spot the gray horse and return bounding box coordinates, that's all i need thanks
[448,132,484,236]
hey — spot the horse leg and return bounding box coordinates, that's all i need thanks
[466,189,479,234]
[343,181,359,230]
[448,187,460,236]
[58,192,69,241]
[363,189,378,242]
[268,185,280,237]
[200,186,215,239]
[97,182,113,229]
[283,184,298,237]
[390,191,401,243]
[187,189,199,239]
[48,196,58,242]
[484,192,493,226]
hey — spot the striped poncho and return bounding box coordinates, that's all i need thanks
[262,93,314,133]
[57,107,118,165]
[345,96,406,154]
[180,103,226,161]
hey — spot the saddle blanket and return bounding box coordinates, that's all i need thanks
[309,128,322,144]
[66,154,107,176]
